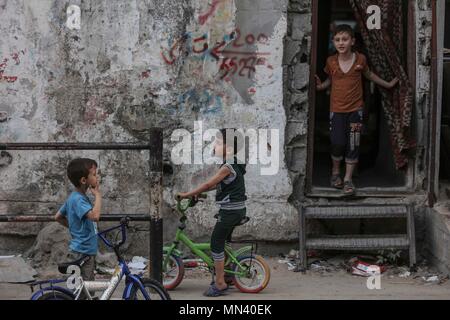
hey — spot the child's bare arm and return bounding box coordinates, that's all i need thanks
[364,70,399,89]
[86,183,102,222]
[315,75,331,91]
[178,166,231,199]
[55,212,68,228]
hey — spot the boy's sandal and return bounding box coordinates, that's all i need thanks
[203,283,229,297]
[343,181,356,196]
[210,280,231,288]
[330,175,344,189]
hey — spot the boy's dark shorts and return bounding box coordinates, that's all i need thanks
[211,208,246,262]
[329,109,364,164]
[67,251,96,281]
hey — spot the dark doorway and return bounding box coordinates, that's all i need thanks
[309,0,409,193]
[439,0,450,199]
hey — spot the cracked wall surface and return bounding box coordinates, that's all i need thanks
[0,0,438,257]
[0,0,298,255]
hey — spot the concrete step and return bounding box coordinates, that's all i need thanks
[299,204,416,268]
[306,235,410,250]
[304,205,408,219]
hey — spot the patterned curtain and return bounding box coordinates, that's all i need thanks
[349,0,415,169]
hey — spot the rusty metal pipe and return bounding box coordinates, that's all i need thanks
[0,132,165,282]
[0,214,151,222]
[0,143,151,151]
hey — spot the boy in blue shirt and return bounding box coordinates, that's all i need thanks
[55,158,102,281]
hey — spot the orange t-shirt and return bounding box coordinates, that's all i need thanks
[324,52,369,113]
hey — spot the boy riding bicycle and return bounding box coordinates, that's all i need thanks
[177,128,246,297]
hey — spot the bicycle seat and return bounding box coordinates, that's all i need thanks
[58,255,91,274]
[214,214,250,227]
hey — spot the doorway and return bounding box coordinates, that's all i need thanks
[438,0,450,200]
[307,0,413,195]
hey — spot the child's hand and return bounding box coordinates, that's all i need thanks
[315,75,322,90]
[388,77,399,89]
[176,192,189,200]
[90,182,101,197]
[176,193,199,203]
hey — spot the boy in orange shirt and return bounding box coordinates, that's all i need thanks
[316,24,398,196]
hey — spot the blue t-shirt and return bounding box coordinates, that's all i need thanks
[59,191,98,255]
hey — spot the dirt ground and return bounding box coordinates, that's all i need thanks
[1,257,450,300]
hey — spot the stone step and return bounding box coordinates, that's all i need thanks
[304,205,408,219]
[306,235,410,250]
[298,204,416,268]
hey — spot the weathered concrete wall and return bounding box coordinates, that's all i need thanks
[283,0,311,206]
[414,0,433,190]
[0,0,441,260]
[0,0,298,255]
[425,204,450,276]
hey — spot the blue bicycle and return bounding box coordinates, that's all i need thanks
[29,217,171,300]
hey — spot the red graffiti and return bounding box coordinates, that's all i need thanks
[11,52,21,65]
[84,97,108,124]
[219,53,271,80]
[161,34,189,65]
[192,35,209,54]
[161,30,269,64]
[219,56,272,80]
[0,74,18,83]
[160,29,272,80]
[199,0,223,25]
[0,58,7,69]
[210,40,227,60]
[230,29,269,48]
[0,50,25,84]
[217,29,272,80]
[140,70,151,79]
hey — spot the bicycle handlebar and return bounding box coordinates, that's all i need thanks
[175,193,207,214]
[97,216,130,248]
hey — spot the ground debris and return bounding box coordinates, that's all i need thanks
[275,250,450,286]
[0,255,38,283]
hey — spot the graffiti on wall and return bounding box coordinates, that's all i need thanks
[198,0,225,25]
[140,69,151,79]
[0,50,26,83]
[177,88,224,114]
[84,96,109,124]
[218,29,273,81]
[160,29,272,80]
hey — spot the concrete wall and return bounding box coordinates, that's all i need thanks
[425,205,450,276]
[0,0,440,258]
[0,0,299,255]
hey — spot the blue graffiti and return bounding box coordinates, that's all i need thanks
[178,89,223,114]
[165,88,223,115]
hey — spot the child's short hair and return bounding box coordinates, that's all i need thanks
[333,24,355,38]
[217,128,245,157]
[67,158,98,187]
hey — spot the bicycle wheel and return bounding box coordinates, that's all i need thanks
[233,255,271,293]
[35,291,74,300]
[129,278,171,300]
[162,254,184,290]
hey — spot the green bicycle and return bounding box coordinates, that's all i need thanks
[162,194,270,294]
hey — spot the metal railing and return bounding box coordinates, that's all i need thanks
[0,128,164,282]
